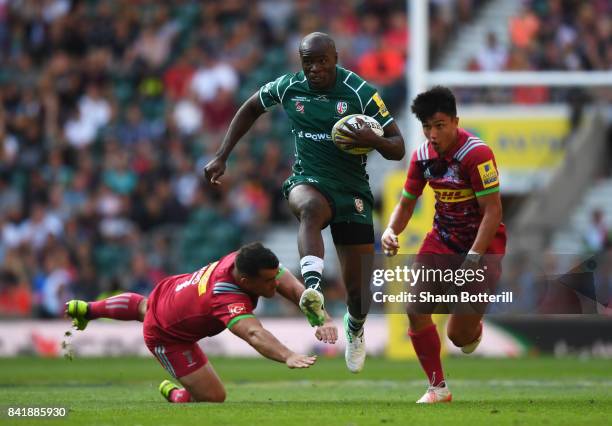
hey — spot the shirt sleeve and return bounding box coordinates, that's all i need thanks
[463,145,501,197]
[363,87,395,129]
[211,292,256,329]
[258,74,288,111]
[402,150,426,199]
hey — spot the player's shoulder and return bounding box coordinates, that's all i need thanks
[453,130,494,163]
[412,140,432,162]
[261,71,303,93]
[338,66,376,94]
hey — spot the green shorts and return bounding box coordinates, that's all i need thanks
[282,175,374,226]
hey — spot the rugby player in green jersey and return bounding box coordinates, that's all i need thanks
[204,32,405,372]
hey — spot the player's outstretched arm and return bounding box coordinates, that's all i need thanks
[382,195,418,256]
[203,92,266,184]
[230,316,317,368]
[275,269,338,344]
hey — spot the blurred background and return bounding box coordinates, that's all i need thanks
[0,0,610,358]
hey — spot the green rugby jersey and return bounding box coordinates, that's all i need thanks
[258,66,395,189]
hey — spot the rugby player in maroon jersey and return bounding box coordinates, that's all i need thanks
[382,87,506,403]
[66,242,337,403]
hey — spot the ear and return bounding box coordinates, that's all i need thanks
[453,116,460,127]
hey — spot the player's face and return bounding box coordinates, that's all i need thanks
[421,112,459,155]
[300,49,337,90]
[242,268,279,298]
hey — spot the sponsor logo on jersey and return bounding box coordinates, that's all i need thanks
[291,96,310,102]
[297,130,332,141]
[372,92,389,117]
[336,101,348,115]
[295,101,304,113]
[228,303,247,316]
[314,94,329,102]
[433,188,475,202]
[354,197,365,213]
[477,160,499,188]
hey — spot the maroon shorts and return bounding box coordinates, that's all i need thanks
[409,230,506,314]
[417,230,505,281]
[143,315,208,379]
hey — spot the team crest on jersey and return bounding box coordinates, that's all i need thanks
[295,101,305,113]
[477,160,498,188]
[228,303,246,316]
[354,197,364,213]
[336,101,348,115]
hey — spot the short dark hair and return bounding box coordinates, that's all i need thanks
[235,242,279,277]
[410,86,457,123]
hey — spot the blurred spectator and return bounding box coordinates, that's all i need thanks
[583,209,610,254]
[476,32,507,71]
[510,6,540,49]
[0,269,32,317]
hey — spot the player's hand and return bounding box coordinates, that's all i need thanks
[381,227,399,256]
[286,353,317,369]
[336,117,381,149]
[203,156,226,185]
[458,252,482,286]
[315,318,338,344]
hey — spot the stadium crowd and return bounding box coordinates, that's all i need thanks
[0,0,609,318]
[464,0,611,104]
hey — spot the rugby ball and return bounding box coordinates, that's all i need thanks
[331,114,383,155]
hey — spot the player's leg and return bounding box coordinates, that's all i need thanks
[65,293,147,330]
[408,313,452,403]
[288,184,333,326]
[447,314,483,354]
[333,223,374,373]
[154,343,225,403]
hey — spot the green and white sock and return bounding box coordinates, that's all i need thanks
[346,311,366,335]
[300,255,324,291]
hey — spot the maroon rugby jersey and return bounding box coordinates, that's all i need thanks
[145,252,258,344]
[403,128,506,253]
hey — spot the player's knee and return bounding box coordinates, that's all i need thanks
[298,199,327,225]
[191,387,226,403]
[207,389,226,403]
[447,328,472,347]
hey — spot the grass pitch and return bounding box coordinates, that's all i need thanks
[0,356,610,425]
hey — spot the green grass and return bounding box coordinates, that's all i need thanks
[0,356,610,425]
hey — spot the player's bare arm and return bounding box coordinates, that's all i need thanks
[382,195,418,255]
[230,316,317,368]
[337,120,405,160]
[275,269,338,344]
[470,191,502,255]
[203,92,266,184]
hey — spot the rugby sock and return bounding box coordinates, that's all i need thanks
[300,255,324,290]
[88,293,144,321]
[346,311,366,335]
[169,388,191,403]
[408,324,445,387]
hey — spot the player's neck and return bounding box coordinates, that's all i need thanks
[231,266,242,287]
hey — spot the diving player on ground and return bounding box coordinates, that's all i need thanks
[382,87,506,403]
[204,32,405,373]
[66,243,337,403]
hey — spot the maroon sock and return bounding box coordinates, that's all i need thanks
[169,388,191,403]
[408,324,445,386]
[88,293,144,321]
